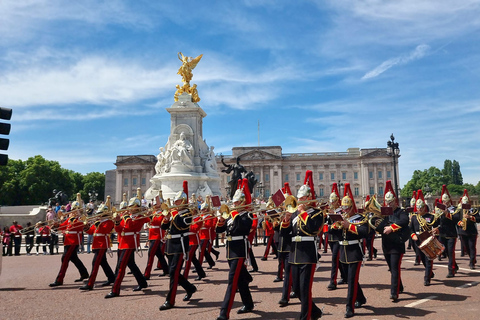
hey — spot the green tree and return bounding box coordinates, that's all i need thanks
[442,160,453,185]
[401,167,446,199]
[452,160,463,185]
[82,172,105,203]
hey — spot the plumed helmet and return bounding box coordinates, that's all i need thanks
[329,183,340,204]
[364,195,370,207]
[97,195,111,213]
[128,188,142,208]
[434,198,443,216]
[232,188,245,203]
[174,181,189,203]
[341,183,357,213]
[298,170,315,199]
[119,193,128,210]
[284,182,293,196]
[71,193,83,209]
[461,189,470,204]
[415,189,426,212]
[241,178,252,205]
[174,190,187,203]
[410,190,417,207]
[383,180,397,205]
[297,184,311,199]
[441,185,451,205]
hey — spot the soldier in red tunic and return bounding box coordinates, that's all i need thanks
[49,193,89,287]
[80,196,116,290]
[105,188,149,298]
[143,195,169,280]
[198,197,219,268]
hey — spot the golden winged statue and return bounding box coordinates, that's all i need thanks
[174,52,203,103]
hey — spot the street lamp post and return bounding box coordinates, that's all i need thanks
[386,134,400,198]
[337,180,344,196]
[256,181,265,201]
[88,190,98,203]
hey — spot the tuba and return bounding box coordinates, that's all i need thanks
[366,195,387,232]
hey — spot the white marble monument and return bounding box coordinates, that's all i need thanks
[145,53,221,200]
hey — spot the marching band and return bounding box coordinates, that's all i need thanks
[6,173,474,320]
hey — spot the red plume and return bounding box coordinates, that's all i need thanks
[304,170,315,199]
[242,178,252,205]
[440,185,452,204]
[343,183,357,213]
[284,182,292,196]
[383,180,398,205]
[237,179,242,190]
[462,189,470,202]
[414,189,425,212]
[183,180,188,199]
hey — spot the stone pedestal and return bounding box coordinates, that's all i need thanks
[146,93,221,200]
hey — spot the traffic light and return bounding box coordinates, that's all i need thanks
[0,107,12,166]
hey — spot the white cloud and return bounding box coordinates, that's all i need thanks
[362,44,430,80]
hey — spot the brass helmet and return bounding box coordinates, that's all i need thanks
[128,188,142,207]
[440,185,451,205]
[297,185,311,199]
[232,188,245,203]
[119,193,128,210]
[341,183,357,213]
[383,180,397,205]
[71,193,83,209]
[97,195,111,213]
[329,183,340,205]
[410,190,417,207]
[174,180,188,204]
[461,189,470,204]
[415,189,426,212]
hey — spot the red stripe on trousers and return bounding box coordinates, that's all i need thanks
[56,245,77,283]
[112,249,133,294]
[88,249,106,287]
[226,258,245,319]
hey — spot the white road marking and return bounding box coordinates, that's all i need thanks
[404,259,480,273]
[405,295,437,308]
[456,281,480,289]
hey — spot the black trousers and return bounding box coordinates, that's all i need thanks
[87,248,115,287]
[342,261,366,312]
[291,263,322,320]
[384,253,403,296]
[165,253,196,306]
[460,234,477,266]
[279,251,292,301]
[112,249,147,294]
[55,245,89,284]
[416,244,434,281]
[144,239,169,278]
[443,237,458,273]
[248,247,258,271]
[25,235,34,254]
[329,241,346,285]
[219,258,253,319]
[199,239,215,267]
[184,244,206,279]
[13,236,21,255]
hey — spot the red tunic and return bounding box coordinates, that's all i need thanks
[59,217,84,246]
[189,216,202,246]
[115,214,149,249]
[85,219,114,250]
[264,218,274,237]
[199,213,215,240]
[148,213,165,241]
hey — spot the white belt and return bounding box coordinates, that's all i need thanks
[42,234,50,237]
[227,235,246,241]
[149,226,160,229]
[94,233,107,236]
[65,231,78,234]
[292,236,315,242]
[14,235,21,237]
[123,232,139,236]
[339,240,361,245]
[200,227,208,230]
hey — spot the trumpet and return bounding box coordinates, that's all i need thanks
[283,195,328,214]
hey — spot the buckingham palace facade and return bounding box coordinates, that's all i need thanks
[105,146,398,208]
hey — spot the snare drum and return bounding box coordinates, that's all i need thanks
[419,236,445,260]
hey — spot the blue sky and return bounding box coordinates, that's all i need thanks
[1,0,480,188]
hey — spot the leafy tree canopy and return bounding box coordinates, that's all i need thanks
[0,156,105,206]
[401,159,476,200]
